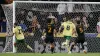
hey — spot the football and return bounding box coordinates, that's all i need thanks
[41,36,46,40]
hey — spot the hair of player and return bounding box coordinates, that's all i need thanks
[47,18,52,23]
[66,15,71,21]
[14,22,18,26]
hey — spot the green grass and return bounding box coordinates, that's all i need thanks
[0,53,100,56]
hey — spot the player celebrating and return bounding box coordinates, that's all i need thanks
[59,16,76,54]
[70,20,87,53]
[11,22,33,52]
[41,18,56,54]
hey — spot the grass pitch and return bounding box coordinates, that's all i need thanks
[0,53,100,56]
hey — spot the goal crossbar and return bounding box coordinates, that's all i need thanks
[14,1,100,4]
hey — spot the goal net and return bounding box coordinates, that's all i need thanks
[14,1,100,53]
[1,4,13,53]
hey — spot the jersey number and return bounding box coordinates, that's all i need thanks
[66,25,70,30]
[18,29,21,34]
[48,27,51,33]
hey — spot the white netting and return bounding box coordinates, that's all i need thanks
[14,1,100,53]
[1,4,13,52]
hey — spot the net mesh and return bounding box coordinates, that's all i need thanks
[15,2,100,53]
[1,4,13,52]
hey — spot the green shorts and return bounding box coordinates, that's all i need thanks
[16,39,25,44]
[64,36,71,40]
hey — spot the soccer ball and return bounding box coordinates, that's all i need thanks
[41,36,46,40]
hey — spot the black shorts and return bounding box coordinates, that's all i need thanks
[45,35,54,43]
[16,39,25,44]
[76,36,85,43]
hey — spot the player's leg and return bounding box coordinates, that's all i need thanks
[62,36,71,53]
[41,37,48,54]
[76,38,82,53]
[14,39,19,53]
[41,42,46,54]
[70,42,76,52]
[50,37,55,54]
[80,42,84,50]
[21,39,33,52]
[80,38,87,54]
[70,38,77,52]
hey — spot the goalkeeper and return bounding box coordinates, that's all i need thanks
[59,16,76,54]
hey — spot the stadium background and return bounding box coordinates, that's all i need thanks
[14,2,100,53]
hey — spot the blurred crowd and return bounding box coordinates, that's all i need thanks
[0,5,7,33]
[0,18,7,32]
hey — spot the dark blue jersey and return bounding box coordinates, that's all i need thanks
[45,24,55,36]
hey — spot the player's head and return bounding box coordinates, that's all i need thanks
[66,15,71,21]
[47,18,52,23]
[32,15,37,21]
[14,22,18,27]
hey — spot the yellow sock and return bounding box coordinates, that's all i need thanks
[27,45,33,51]
[65,40,71,52]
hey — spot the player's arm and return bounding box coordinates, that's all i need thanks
[53,28,57,37]
[97,22,100,33]
[83,20,89,29]
[7,28,15,37]
[42,29,46,36]
[41,29,46,40]
[59,23,64,33]
[72,23,77,36]
[59,26,64,33]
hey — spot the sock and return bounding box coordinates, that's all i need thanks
[81,43,84,50]
[27,45,33,51]
[14,43,17,53]
[65,39,70,52]
[70,45,74,52]
[43,45,46,51]
[51,47,54,53]
[66,45,70,52]
[50,44,54,53]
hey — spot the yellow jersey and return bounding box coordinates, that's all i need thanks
[61,21,75,36]
[13,26,24,40]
